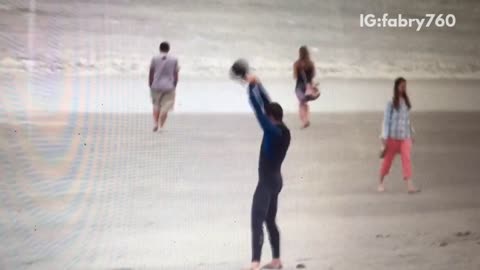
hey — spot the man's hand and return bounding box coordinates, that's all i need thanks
[149,67,154,88]
[174,66,179,87]
[246,74,259,84]
[381,138,387,147]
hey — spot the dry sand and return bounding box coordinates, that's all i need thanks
[1,112,480,270]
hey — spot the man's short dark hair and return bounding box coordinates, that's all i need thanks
[265,102,283,121]
[230,59,249,79]
[159,42,170,53]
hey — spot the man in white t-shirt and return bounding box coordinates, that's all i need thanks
[149,41,179,132]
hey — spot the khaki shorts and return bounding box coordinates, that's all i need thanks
[151,90,175,113]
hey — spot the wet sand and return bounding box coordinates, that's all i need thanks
[1,112,480,269]
[2,76,480,114]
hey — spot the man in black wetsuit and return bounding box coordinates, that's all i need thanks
[230,59,291,270]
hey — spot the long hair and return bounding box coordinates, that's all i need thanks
[297,46,314,72]
[393,77,411,110]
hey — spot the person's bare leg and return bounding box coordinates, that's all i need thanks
[152,108,160,132]
[298,104,305,124]
[378,175,386,192]
[304,103,311,128]
[159,112,168,128]
[300,103,310,128]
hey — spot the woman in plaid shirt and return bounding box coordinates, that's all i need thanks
[378,77,419,193]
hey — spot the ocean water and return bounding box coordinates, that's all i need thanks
[0,0,479,79]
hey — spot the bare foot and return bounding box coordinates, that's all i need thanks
[377,184,385,193]
[406,180,420,194]
[262,259,283,269]
[245,262,261,270]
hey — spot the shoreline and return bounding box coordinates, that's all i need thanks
[2,77,480,114]
[2,110,480,118]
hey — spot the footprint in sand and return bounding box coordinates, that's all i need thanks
[296,263,306,269]
[455,231,471,237]
[376,234,391,238]
[439,231,476,247]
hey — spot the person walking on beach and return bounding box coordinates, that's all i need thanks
[293,46,319,129]
[230,59,291,270]
[148,41,179,132]
[378,77,419,193]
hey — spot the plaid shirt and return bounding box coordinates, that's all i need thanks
[381,100,414,140]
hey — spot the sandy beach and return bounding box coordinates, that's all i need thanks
[1,112,479,270]
[1,0,479,269]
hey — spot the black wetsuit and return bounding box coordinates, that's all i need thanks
[248,83,291,262]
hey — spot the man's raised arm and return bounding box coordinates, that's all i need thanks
[249,85,280,135]
[258,84,271,105]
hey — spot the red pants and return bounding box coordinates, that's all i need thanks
[380,139,412,180]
